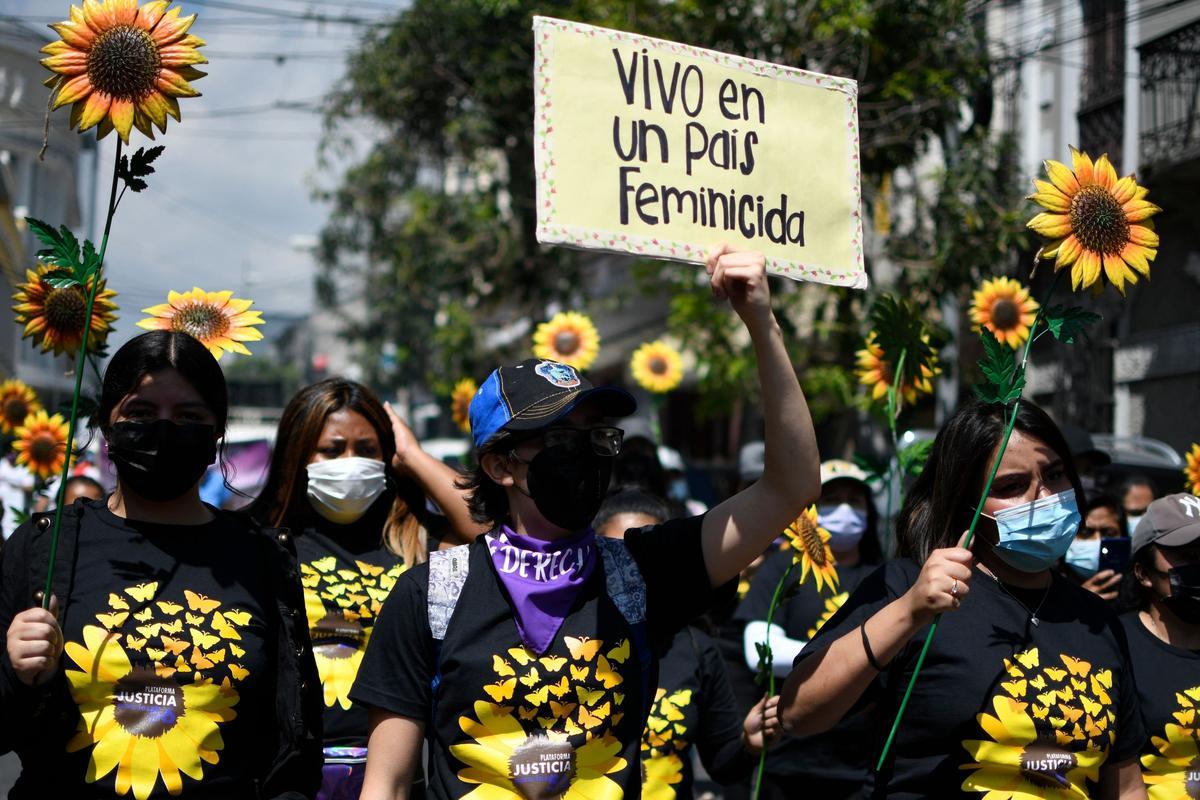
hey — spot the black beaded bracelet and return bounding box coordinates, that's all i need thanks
[861,621,885,672]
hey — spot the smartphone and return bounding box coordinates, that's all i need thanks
[1098,537,1131,575]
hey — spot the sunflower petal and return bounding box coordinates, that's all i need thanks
[77,91,112,131]
[1074,250,1102,291]
[50,21,94,50]
[138,90,171,129]
[1055,235,1084,268]
[136,318,171,331]
[1128,225,1159,248]
[1122,199,1161,223]
[1043,159,1079,195]
[1028,192,1070,213]
[1092,154,1118,190]
[108,97,135,143]
[40,52,89,75]
[1027,212,1073,239]
[137,0,169,28]
[53,73,94,109]
[1120,243,1151,278]
[151,8,196,47]
[1110,175,1138,204]
[1102,252,1133,294]
[1070,146,1094,186]
[156,69,200,98]
[159,44,209,67]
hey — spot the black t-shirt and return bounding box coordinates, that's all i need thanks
[736,549,876,790]
[795,559,1146,799]
[48,501,274,798]
[641,626,752,798]
[1118,611,1200,796]
[295,518,407,748]
[352,515,732,799]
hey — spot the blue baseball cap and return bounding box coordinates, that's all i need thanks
[468,359,636,450]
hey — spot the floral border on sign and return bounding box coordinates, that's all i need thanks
[531,15,867,289]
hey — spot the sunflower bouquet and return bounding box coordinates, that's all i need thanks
[875,148,1161,767]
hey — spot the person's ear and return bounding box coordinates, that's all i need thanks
[481,451,517,487]
[1133,560,1153,589]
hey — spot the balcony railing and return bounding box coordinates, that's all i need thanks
[1140,19,1200,171]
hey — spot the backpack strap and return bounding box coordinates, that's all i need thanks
[427,543,472,641]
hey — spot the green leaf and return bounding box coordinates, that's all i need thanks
[45,275,81,290]
[8,507,29,527]
[80,239,102,280]
[868,294,939,393]
[1043,305,1101,344]
[26,219,82,272]
[974,328,1025,404]
[897,439,935,478]
[117,145,165,193]
[25,217,62,250]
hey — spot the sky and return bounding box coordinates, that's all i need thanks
[5,0,407,353]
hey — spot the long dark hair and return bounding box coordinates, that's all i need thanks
[247,378,427,564]
[100,331,229,436]
[897,399,1084,564]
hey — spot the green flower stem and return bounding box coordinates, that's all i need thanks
[882,348,908,551]
[41,138,122,610]
[751,559,798,800]
[874,269,1063,770]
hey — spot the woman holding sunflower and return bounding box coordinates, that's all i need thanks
[780,399,1148,799]
[247,378,487,797]
[0,330,323,799]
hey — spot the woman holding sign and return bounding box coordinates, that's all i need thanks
[779,400,1147,799]
[351,247,821,799]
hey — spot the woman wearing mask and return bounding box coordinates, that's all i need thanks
[780,399,1147,799]
[1,331,321,799]
[248,378,486,798]
[351,248,821,799]
[1118,494,1200,797]
[735,458,883,799]
[1062,493,1127,603]
[595,489,780,798]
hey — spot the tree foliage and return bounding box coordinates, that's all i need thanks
[318,0,993,398]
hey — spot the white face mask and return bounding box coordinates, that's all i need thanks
[306,457,387,525]
[817,502,868,551]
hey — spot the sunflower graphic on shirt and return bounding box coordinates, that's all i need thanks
[960,647,1114,799]
[640,687,693,799]
[63,583,254,799]
[300,556,406,709]
[1140,684,1200,799]
[449,636,631,799]
[806,591,849,640]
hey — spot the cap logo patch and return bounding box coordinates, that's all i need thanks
[1178,495,1200,518]
[534,361,581,389]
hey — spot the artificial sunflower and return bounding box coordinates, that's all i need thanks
[1184,444,1200,497]
[12,410,70,481]
[42,0,207,144]
[12,264,118,357]
[450,700,628,799]
[1028,147,1162,295]
[450,378,477,435]
[137,288,264,360]
[64,624,239,800]
[630,341,684,394]
[532,311,600,371]
[782,506,839,594]
[0,380,43,435]
[856,331,940,406]
[970,277,1040,349]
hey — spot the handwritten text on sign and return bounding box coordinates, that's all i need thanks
[533,17,866,287]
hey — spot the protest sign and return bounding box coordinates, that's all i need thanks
[533,16,867,288]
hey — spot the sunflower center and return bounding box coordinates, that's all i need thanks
[3,398,29,426]
[87,25,162,101]
[553,330,581,356]
[648,356,669,376]
[312,612,365,660]
[29,433,61,464]
[1069,184,1129,255]
[172,304,231,341]
[794,516,828,566]
[44,286,88,333]
[1019,740,1078,790]
[113,667,185,739]
[990,298,1021,330]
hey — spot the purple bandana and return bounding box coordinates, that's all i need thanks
[487,526,597,654]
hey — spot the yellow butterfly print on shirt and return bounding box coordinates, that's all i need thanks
[356,560,385,577]
[184,590,221,614]
[484,678,516,703]
[525,686,550,706]
[1061,654,1091,676]
[190,628,220,649]
[547,677,570,699]
[576,686,604,705]
[606,639,630,664]
[159,636,189,656]
[578,702,610,730]
[493,656,515,677]
[95,611,128,629]
[594,655,623,689]
[565,636,602,662]
[160,619,183,635]
[519,668,541,688]
[133,607,153,622]
[508,647,536,666]
[107,593,129,610]
[539,656,567,672]
[156,600,183,616]
[310,556,337,573]
[125,582,159,602]
[229,664,250,681]
[570,665,589,681]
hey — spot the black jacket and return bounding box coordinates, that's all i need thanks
[0,501,323,799]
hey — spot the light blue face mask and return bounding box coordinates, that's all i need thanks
[1064,536,1101,578]
[986,489,1081,573]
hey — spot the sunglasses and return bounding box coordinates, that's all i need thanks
[509,425,625,459]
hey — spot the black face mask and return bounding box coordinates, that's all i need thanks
[521,444,613,532]
[107,420,217,502]
[1162,562,1200,624]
